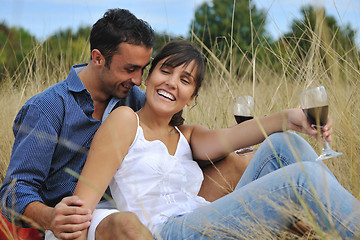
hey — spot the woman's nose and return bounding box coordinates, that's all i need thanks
[165,75,177,88]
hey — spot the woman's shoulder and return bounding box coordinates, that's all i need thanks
[107,106,137,120]
[97,106,139,150]
[178,124,209,142]
[103,106,138,132]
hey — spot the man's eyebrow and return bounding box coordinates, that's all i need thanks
[126,61,151,69]
[125,64,142,69]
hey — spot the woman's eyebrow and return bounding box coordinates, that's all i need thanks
[184,71,194,79]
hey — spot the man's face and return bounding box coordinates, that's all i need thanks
[100,42,152,99]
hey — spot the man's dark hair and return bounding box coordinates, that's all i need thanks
[90,8,155,67]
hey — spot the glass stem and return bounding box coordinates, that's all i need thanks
[322,138,331,151]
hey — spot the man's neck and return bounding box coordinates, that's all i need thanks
[92,101,109,120]
[78,65,110,121]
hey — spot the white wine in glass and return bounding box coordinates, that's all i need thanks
[233,95,256,154]
[299,86,342,161]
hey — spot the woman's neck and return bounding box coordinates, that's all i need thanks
[137,104,174,133]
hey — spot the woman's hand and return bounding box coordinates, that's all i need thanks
[284,108,333,142]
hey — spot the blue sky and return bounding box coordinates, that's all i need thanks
[1,0,359,44]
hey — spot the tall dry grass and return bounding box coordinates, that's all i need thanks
[1,11,360,239]
[183,9,360,200]
[184,40,360,197]
[0,40,90,184]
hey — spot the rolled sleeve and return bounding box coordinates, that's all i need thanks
[1,103,57,222]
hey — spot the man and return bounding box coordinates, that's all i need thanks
[0,8,250,240]
[0,8,155,240]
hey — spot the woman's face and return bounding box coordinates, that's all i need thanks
[145,58,197,116]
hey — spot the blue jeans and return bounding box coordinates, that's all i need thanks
[156,132,360,239]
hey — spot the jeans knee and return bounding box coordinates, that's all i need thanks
[300,162,329,180]
[292,162,332,193]
[267,132,316,161]
[268,132,302,145]
[266,132,294,153]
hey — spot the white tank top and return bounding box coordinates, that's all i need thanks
[109,114,210,234]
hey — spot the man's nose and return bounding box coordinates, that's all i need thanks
[131,72,142,86]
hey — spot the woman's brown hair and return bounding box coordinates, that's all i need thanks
[148,40,205,126]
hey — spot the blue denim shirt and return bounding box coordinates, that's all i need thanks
[0,64,145,222]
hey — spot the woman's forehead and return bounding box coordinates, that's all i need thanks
[161,57,197,69]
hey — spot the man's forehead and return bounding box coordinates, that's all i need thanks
[117,42,152,54]
[115,42,152,66]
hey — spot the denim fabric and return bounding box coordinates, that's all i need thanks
[157,132,360,239]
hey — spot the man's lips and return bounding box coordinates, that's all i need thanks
[121,82,133,90]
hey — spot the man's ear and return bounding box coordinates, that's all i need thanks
[91,49,105,66]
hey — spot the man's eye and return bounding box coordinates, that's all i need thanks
[127,69,135,73]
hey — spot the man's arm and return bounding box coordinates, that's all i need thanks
[1,104,53,223]
[0,102,92,239]
[24,198,91,240]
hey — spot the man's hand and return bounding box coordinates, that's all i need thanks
[96,212,153,240]
[50,196,92,239]
[24,196,92,240]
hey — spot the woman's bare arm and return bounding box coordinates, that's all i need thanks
[73,107,138,239]
[185,109,325,161]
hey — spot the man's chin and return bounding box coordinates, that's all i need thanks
[115,91,130,99]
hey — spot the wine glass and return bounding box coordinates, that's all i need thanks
[299,86,342,161]
[233,95,257,154]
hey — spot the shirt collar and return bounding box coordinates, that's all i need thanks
[67,63,88,93]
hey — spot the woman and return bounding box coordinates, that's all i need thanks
[74,40,360,239]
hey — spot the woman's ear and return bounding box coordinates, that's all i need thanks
[186,95,195,107]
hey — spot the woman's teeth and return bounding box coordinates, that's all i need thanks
[157,90,175,101]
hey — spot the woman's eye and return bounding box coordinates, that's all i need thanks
[161,69,170,74]
[181,78,190,84]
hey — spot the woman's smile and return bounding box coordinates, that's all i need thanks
[157,89,176,101]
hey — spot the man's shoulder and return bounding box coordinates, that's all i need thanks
[31,63,86,104]
[130,85,145,96]
[25,80,68,109]
[126,86,146,107]
[16,79,71,128]
[126,85,145,104]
